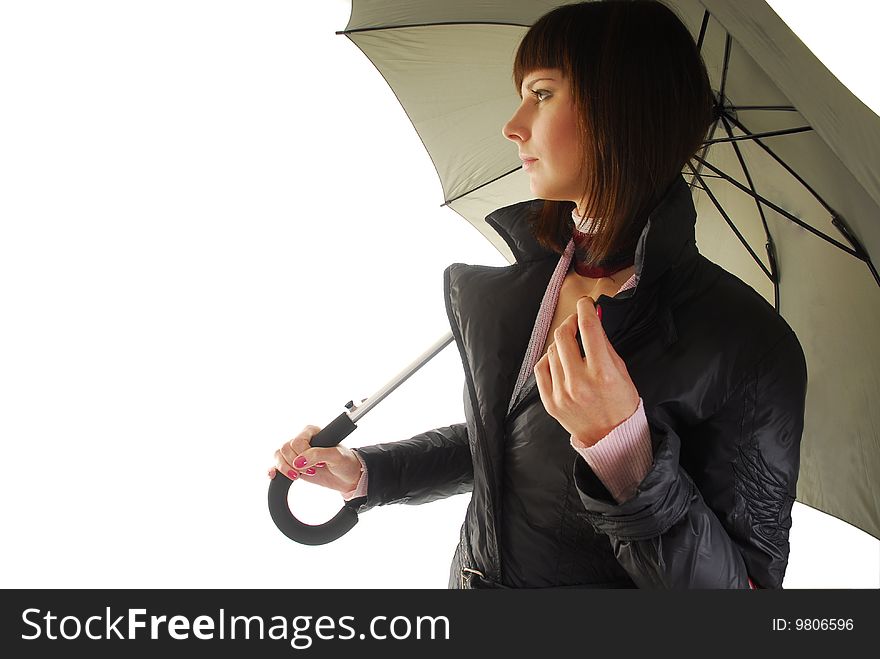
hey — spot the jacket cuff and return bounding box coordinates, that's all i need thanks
[341,449,368,501]
[572,413,696,542]
[570,398,653,504]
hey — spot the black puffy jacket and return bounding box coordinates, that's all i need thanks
[348,174,808,589]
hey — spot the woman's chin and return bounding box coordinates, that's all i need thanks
[528,180,549,198]
[528,184,567,203]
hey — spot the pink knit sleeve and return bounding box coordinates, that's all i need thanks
[569,398,653,504]
[341,449,368,501]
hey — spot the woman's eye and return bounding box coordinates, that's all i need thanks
[530,89,550,103]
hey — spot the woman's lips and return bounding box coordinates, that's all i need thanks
[522,158,537,170]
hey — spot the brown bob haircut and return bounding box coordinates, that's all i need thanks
[512,0,715,266]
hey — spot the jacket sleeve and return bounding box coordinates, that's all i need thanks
[345,422,473,514]
[572,331,807,589]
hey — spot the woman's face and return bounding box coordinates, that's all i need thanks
[502,68,585,210]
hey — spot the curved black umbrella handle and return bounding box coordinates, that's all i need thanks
[268,411,360,545]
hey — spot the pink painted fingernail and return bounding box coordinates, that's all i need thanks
[305,467,316,475]
[597,305,603,321]
[287,469,298,479]
[316,462,326,467]
[294,456,307,468]
[268,468,276,478]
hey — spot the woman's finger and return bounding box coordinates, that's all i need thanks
[576,296,613,368]
[553,321,582,383]
[290,447,337,474]
[281,425,322,475]
[547,341,564,389]
[274,449,299,481]
[279,441,299,472]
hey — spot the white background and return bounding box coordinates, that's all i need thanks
[1,0,877,589]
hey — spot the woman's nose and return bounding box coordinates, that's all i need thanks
[502,106,529,143]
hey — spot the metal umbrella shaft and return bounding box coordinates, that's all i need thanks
[268,331,454,545]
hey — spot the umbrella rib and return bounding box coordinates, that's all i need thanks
[830,216,880,286]
[335,21,531,36]
[692,155,862,259]
[692,113,723,183]
[692,21,726,185]
[696,10,710,53]
[702,125,813,146]
[723,105,797,112]
[719,33,732,103]
[683,180,708,194]
[685,163,773,282]
[683,172,724,179]
[719,114,780,311]
[441,165,522,207]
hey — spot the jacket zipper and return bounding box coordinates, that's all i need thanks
[461,567,486,588]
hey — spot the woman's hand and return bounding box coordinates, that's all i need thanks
[534,296,640,447]
[267,425,363,494]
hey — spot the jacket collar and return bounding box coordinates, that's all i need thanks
[484,174,697,289]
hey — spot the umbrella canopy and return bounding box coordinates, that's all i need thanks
[336,0,880,540]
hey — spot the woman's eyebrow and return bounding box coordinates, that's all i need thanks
[524,77,556,89]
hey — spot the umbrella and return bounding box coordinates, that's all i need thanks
[269,0,880,544]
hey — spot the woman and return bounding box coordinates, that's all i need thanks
[269,0,808,589]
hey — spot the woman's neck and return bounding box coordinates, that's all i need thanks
[569,261,636,287]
